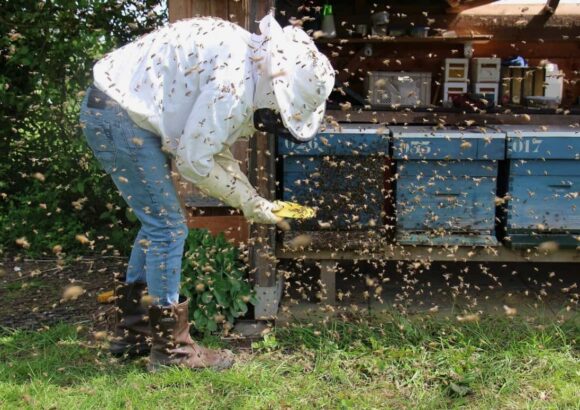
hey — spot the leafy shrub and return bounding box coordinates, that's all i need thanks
[0,130,138,257]
[181,229,256,335]
[0,0,166,257]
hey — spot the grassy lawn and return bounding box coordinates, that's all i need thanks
[0,314,578,409]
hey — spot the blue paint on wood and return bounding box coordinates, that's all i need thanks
[281,168,386,230]
[392,126,503,245]
[507,136,580,159]
[391,126,505,160]
[397,176,497,231]
[509,160,579,176]
[507,175,580,231]
[502,126,580,241]
[502,125,580,160]
[278,125,390,156]
[279,126,391,230]
[398,161,498,177]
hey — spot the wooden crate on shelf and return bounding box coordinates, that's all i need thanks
[445,58,469,82]
[502,125,580,248]
[366,72,432,108]
[471,58,501,83]
[443,82,468,103]
[500,66,546,105]
[391,126,505,246]
[473,82,499,105]
[277,124,392,236]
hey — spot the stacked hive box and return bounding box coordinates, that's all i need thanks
[278,125,391,232]
[443,58,469,104]
[392,126,505,246]
[472,58,501,105]
[502,125,580,248]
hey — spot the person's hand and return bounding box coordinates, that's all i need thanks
[242,197,282,224]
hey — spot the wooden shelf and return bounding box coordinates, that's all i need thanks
[278,244,580,263]
[277,231,580,263]
[316,35,493,45]
[324,109,580,126]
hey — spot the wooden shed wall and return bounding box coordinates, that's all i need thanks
[169,0,248,24]
[304,0,579,106]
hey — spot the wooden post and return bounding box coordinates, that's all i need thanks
[248,131,281,319]
[245,0,279,321]
[249,132,277,287]
[319,261,338,305]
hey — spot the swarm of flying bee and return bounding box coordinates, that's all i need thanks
[1,1,577,343]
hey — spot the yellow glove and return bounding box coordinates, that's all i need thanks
[242,197,283,224]
[178,148,282,225]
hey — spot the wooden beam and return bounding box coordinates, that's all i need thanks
[249,0,274,32]
[527,0,562,28]
[169,0,192,22]
[317,36,493,45]
[324,109,580,127]
[319,261,338,305]
[248,132,277,287]
[543,0,561,15]
[277,240,580,263]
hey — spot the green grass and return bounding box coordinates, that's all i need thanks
[0,314,578,409]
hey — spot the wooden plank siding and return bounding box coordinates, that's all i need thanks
[169,0,248,24]
[307,0,579,108]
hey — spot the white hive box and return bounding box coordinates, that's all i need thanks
[443,82,468,103]
[471,58,501,83]
[445,58,469,82]
[473,82,499,105]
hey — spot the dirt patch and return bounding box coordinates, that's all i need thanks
[0,257,123,330]
[1,257,577,331]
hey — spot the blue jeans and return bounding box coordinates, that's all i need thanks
[79,87,187,306]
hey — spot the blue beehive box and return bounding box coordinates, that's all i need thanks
[277,125,391,231]
[391,126,505,246]
[502,125,580,248]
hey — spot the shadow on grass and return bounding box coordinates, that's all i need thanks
[274,312,578,354]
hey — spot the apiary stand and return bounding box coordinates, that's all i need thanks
[248,132,285,319]
[319,261,339,304]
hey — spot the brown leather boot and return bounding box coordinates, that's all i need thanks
[147,296,235,372]
[109,281,151,358]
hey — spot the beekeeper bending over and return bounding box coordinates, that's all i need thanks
[79,13,334,371]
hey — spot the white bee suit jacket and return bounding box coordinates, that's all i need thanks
[93,16,281,223]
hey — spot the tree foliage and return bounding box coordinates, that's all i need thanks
[0,0,167,256]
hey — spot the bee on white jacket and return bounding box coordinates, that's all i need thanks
[93,13,335,224]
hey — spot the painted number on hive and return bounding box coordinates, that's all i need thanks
[401,141,431,155]
[511,138,543,153]
[284,138,320,152]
